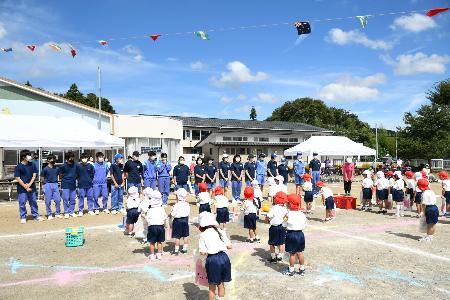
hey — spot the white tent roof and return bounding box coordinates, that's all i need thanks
[0,115,124,148]
[284,136,376,157]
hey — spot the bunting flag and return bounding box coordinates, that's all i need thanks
[26,45,36,52]
[49,43,61,51]
[294,22,311,35]
[150,34,161,41]
[426,7,449,17]
[98,40,109,46]
[68,44,77,58]
[195,31,209,40]
[356,15,369,28]
[1,48,13,52]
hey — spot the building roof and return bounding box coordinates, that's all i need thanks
[0,76,113,118]
[142,115,333,133]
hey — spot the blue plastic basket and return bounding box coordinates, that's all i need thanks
[65,226,84,247]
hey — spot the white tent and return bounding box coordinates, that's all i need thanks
[284,136,376,157]
[0,115,124,148]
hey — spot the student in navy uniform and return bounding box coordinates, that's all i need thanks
[15,149,43,223]
[230,154,244,202]
[110,153,125,214]
[41,154,61,220]
[218,154,231,193]
[255,153,267,191]
[278,157,289,185]
[173,156,190,191]
[244,154,256,187]
[205,157,217,194]
[194,157,206,196]
[143,151,158,190]
[309,152,321,196]
[60,151,77,218]
[93,152,109,214]
[156,152,172,206]
[123,151,144,193]
[76,153,95,216]
[267,153,278,178]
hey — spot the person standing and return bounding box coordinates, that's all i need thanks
[123,151,144,193]
[277,157,289,186]
[309,153,321,196]
[230,155,244,202]
[110,153,125,214]
[143,151,158,190]
[157,153,172,206]
[60,151,77,218]
[293,152,305,195]
[76,153,95,216]
[267,153,278,178]
[205,157,217,194]
[93,152,109,213]
[218,154,231,194]
[244,154,256,187]
[173,156,190,191]
[40,154,61,220]
[194,157,206,196]
[342,157,355,196]
[15,149,43,223]
[255,153,267,191]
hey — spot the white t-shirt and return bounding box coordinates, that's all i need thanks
[277,183,287,194]
[243,200,257,215]
[286,210,307,231]
[215,195,229,209]
[199,227,231,254]
[422,189,436,205]
[138,198,150,213]
[145,206,167,225]
[376,178,389,190]
[303,181,312,192]
[268,185,280,197]
[388,178,395,187]
[171,201,190,218]
[406,179,415,189]
[127,196,140,209]
[266,205,288,226]
[442,179,450,192]
[362,178,373,189]
[319,186,333,199]
[393,179,405,191]
[198,192,211,205]
[253,187,263,199]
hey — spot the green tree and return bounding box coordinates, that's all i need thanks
[427,78,450,106]
[64,84,116,113]
[24,81,32,87]
[250,106,257,120]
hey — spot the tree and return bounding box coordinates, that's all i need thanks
[427,78,450,106]
[250,106,257,120]
[64,84,116,113]
[24,81,32,87]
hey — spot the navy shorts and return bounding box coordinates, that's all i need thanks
[393,189,404,202]
[147,225,165,244]
[295,174,304,186]
[216,207,230,224]
[406,188,414,198]
[219,179,229,188]
[126,208,140,224]
[206,251,232,285]
[325,196,335,210]
[207,182,216,190]
[285,230,305,254]
[362,188,372,200]
[172,217,189,239]
[199,203,211,214]
[268,224,286,246]
[304,191,313,202]
[425,205,439,225]
[244,213,257,230]
[444,191,450,204]
[414,192,422,204]
[377,189,388,200]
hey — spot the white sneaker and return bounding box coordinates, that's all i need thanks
[78,211,84,217]
[400,214,404,217]
[35,216,44,222]
[56,214,63,219]
[111,210,118,215]
[156,253,162,260]
[395,214,400,218]
[70,213,77,218]
[149,254,156,261]
[104,209,110,214]
[64,214,70,219]
[47,215,54,220]
[20,219,26,224]
[88,211,95,216]
[94,210,100,215]
[120,208,126,214]
[419,236,431,242]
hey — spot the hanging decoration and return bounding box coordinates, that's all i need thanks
[26,45,36,52]
[150,34,161,41]
[49,44,61,51]
[68,44,77,58]
[98,40,109,46]
[426,7,449,17]
[195,31,209,40]
[356,15,369,28]
[1,48,12,52]
[294,22,311,35]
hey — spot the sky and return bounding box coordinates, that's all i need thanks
[0,0,449,130]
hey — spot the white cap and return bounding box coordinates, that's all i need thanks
[267,177,276,186]
[222,154,229,158]
[143,187,153,197]
[376,171,384,178]
[150,190,162,206]
[251,179,259,186]
[414,172,422,180]
[176,188,188,201]
[275,175,284,183]
[394,171,402,178]
[363,170,371,176]
[128,186,139,196]
[198,211,218,227]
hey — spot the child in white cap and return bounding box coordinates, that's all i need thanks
[375,171,389,214]
[361,170,373,211]
[251,179,263,216]
[267,177,279,205]
[392,171,405,217]
[170,188,190,255]
[124,186,141,237]
[146,190,167,260]
[198,211,232,300]
[276,175,288,194]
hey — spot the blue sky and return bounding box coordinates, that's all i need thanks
[0,0,449,129]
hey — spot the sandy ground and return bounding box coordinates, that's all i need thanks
[0,181,449,300]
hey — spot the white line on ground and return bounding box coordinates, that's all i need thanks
[0,224,119,239]
[309,225,450,264]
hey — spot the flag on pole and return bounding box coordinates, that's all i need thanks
[68,44,77,58]
[0,48,12,52]
[195,31,209,40]
[150,34,161,41]
[49,43,61,51]
[294,22,311,35]
[426,7,449,17]
[98,40,109,46]
[356,15,369,28]
[26,45,36,52]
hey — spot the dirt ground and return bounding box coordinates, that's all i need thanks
[0,181,449,300]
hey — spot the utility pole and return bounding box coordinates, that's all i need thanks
[375,123,379,160]
[395,131,398,160]
[97,66,102,130]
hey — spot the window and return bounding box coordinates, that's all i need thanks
[255,137,269,142]
[238,148,247,155]
[183,130,191,140]
[225,148,236,155]
[209,148,213,155]
[289,138,299,143]
[242,137,248,141]
[201,131,210,140]
[192,130,201,140]
[223,136,232,141]
[232,137,242,141]
[279,138,288,143]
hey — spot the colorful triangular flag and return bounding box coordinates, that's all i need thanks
[68,44,77,58]
[294,22,311,35]
[195,31,209,40]
[26,45,36,52]
[98,40,109,46]
[426,7,449,17]
[356,15,369,28]
[150,34,161,41]
[49,43,61,51]
[1,48,12,52]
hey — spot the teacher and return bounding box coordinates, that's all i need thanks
[342,157,355,196]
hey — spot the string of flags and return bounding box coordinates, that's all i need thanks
[0,7,448,57]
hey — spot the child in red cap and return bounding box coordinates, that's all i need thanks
[214,186,230,229]
[266,191,288,263]
[243,186,259,243]
[198,182,212,214]
[405,171,415,211]
[317,181,335,222]
[283,193,307,276]
[302,173,313,214]
[417,178,438,242]
[438,171,450,217]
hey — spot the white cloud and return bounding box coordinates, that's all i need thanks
[236,94,247,100]
[0,22,7,39]
[212,61,268,87]
[219,94,247,103]
[391,13,437,33]
[234,105,257,113]
[318,73,387,102]
[190,61,207,70]
[166,57,178,62]
[381,52,450,75]
[256,93,278,103]
[123,45,143,62]
[326,28,392,50]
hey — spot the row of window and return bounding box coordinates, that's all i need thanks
[222,137,298,143]
[183,130,211,140]
[224,147,270,156]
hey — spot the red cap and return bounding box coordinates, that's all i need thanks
[316,181,325,188]
[303,173,311,181]
[244,186,254,200]
[405,171,413,179]
[287,193,301,211]
[438,171,449,180]
[275,191,287,205]
[213,186,224,196]
[417,178,430,191]
[420,170,427,178]
[198,182,207,192]
[386,171,394,177]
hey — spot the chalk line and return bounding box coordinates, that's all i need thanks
[309,225,450,264]
[0,224,119,239]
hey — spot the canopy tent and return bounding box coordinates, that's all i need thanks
[284,136,376,157]
[0,115,124,148]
